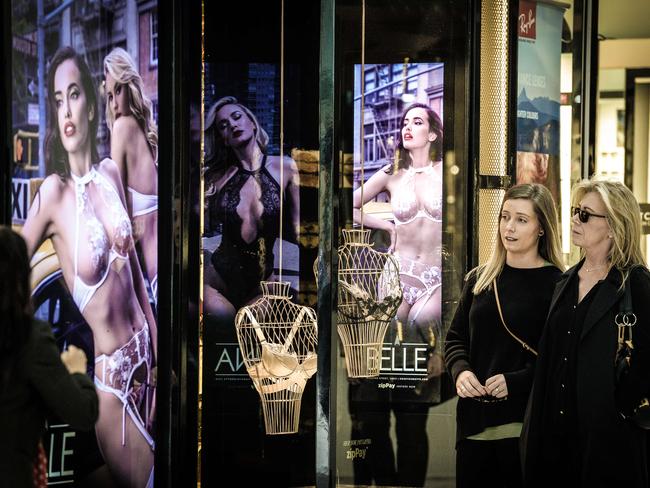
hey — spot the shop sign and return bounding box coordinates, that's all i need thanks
[640,203,650,235]
[519,1,537,40]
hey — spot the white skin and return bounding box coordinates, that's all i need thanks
[571,192,613,302]
[352,106,443,377]
[456,198,546,399]
[204,103,300,322]
[21,58,156,488]
[105,71,158,296]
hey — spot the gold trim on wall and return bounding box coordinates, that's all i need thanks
[478,0,510,264]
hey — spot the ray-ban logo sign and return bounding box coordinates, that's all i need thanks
[519,1,537,40]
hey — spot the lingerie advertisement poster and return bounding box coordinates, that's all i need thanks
[10,1,159,486]
[516,0,566,204]
[342,61,458,486]
[201,62,315,485]
[350,62,447,404]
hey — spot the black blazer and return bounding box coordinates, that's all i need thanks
[0,320,98,487]
[522,263,650,487]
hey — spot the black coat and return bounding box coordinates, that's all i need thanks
[0,320,98,487]
[522,263,650,487]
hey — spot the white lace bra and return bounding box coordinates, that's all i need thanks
[128,186,158,217]
[391,163,443,225]
[72,166,132,313]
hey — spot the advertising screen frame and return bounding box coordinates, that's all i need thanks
[1,1,203,486]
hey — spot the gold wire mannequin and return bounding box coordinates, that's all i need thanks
[233,0,318,435]
[335,229,402,377]
[235,282,317,434]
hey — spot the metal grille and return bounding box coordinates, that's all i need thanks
[478,0,510,264]
[478,189,505,264]
[479,0,509,176]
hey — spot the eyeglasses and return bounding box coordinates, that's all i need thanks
[571,206,607,223]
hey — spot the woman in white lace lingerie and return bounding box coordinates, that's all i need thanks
[351,102,444,486]
[353,102,443,348]
[21,46,156,488]
[104,47,158,307]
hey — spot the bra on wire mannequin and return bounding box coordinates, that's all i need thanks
[316,229,402,378]
[235,281,318,435]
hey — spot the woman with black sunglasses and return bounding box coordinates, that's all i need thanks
[522,178,650,487]
[445,183,563,487]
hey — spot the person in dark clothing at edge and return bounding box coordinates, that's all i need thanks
[0,227,99,487]
[521,179,650,487]
[445,183,563,487]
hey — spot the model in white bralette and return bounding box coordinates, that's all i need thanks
[105,47,159,307]
[353,102,444,351]
[22,47,157,488]
[351,102,445,486]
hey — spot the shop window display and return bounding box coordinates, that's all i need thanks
[9,2,159,486]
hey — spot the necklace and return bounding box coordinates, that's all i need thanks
[584,263,607,273]
[408,162,435,174]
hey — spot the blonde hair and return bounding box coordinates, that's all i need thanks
[104,47,158,160]
[572,178,645,283]
[204,96,269,196]
[473,183,564,294]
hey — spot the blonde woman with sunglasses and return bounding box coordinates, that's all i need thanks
[522,178,650,487]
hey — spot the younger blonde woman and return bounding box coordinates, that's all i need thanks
[445,183,563,487]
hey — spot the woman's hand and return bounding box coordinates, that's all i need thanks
[485,374,508,398]
[456,370,486,398]
[61,345,88,375]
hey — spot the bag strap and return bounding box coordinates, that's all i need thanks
[493,279,538,356]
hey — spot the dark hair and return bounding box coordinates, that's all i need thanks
[392,102,443,171]
[0,227,33,389]
[45,46,99,178]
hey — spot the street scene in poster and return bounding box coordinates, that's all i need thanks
[11,1,158,486]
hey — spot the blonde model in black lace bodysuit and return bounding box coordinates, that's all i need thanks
[203,96,300,323]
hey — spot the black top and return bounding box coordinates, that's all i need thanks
[543,273,602,439]
[208,155,287,307]
[444,263,561,441]
[522,263,650,487]
[211,154,282,248]
[0,320,98,487]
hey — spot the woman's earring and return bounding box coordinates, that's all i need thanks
[538,230,544,236]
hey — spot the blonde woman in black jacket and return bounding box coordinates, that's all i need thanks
[522,179,650,487]
[0,227,98,487]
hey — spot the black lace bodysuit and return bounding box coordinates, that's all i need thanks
[209,155,283,308]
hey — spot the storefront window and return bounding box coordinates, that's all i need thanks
[331,1,471,486]
[200,1,321,485]
[595,0,650,263]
